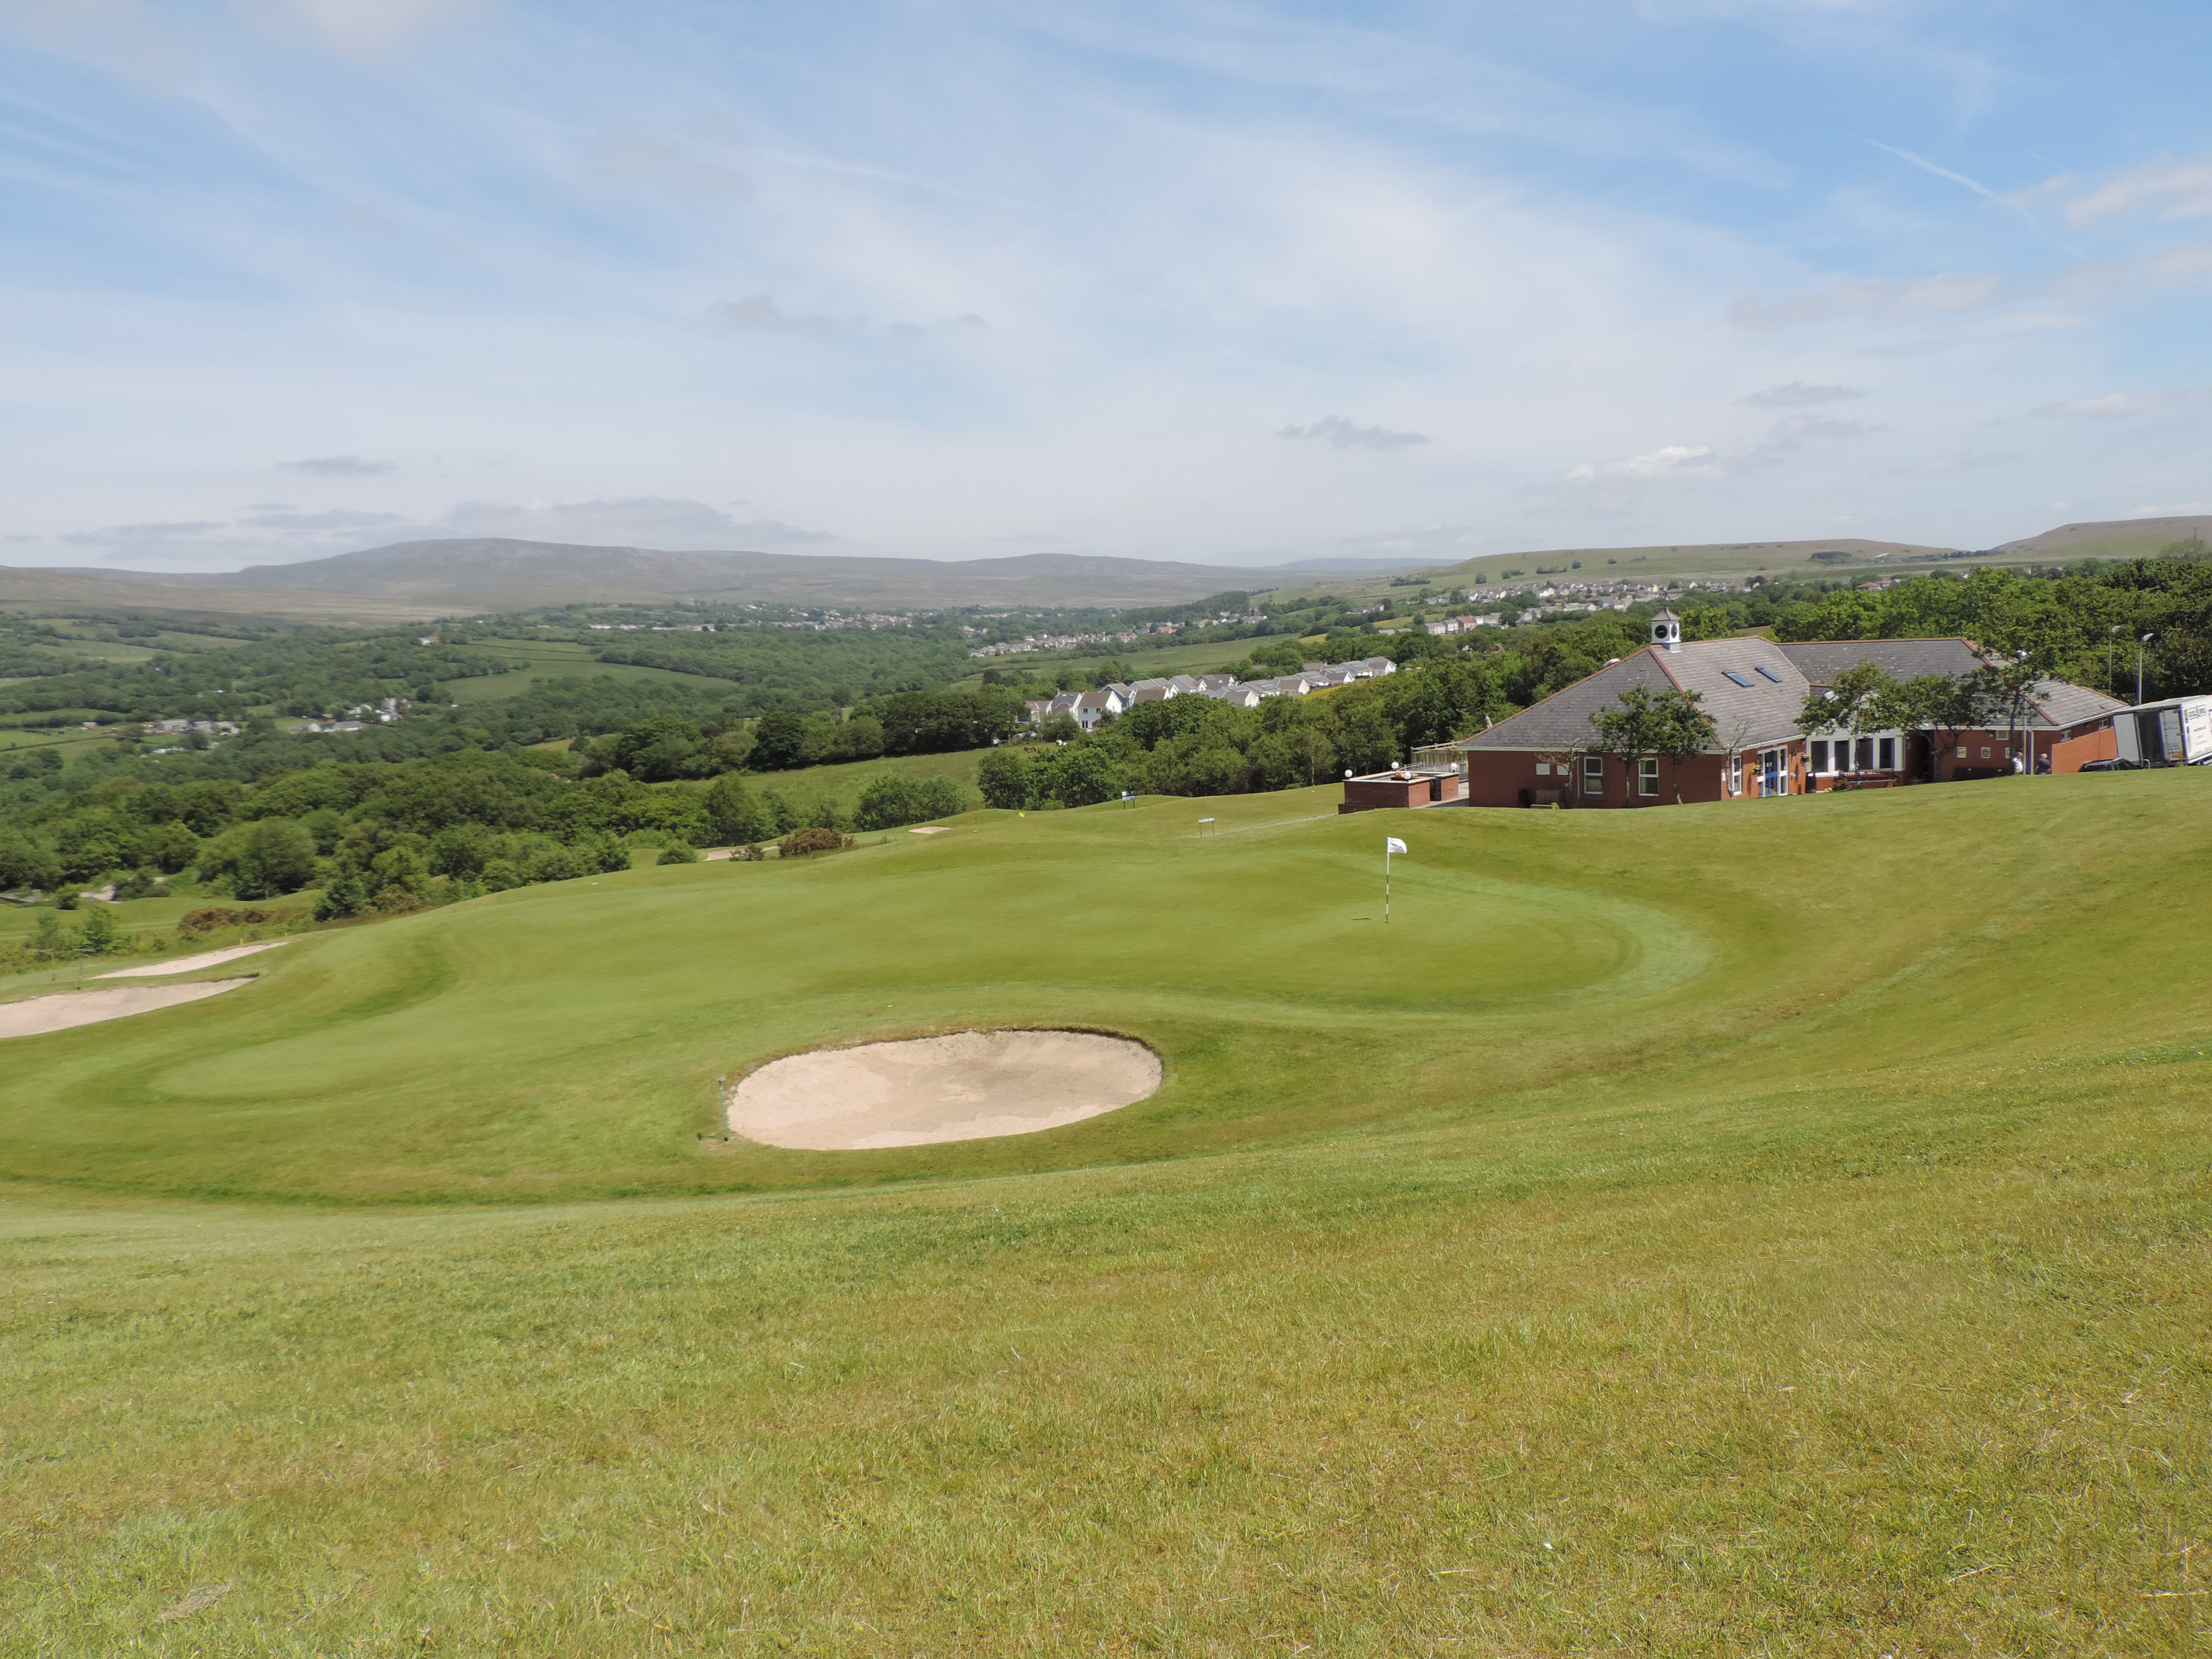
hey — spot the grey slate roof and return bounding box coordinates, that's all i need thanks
[1459,634,2126,753]
[1776,637,1985,682]
[2027,679,2130,729]
[1459,638,1811,752]
[1457,649,1701,752]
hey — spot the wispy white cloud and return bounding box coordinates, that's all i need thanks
[1730,272,2002,329]
[1867,140,1997,201]
[238,506,402,530]
[2068,157,2212,226]
[232,0,487,62]
[589,134,751,204]
[1560,444,1723,486]
[713,295,837,341]
[1278,416,1427,452]
[2034,389,2211,419]
[1741,382,1862,407]
[435,497,834,548]
[36,495,833,569]
[1767,414,1871,444]
[2149,242,2212,284]
[278,454,396,476]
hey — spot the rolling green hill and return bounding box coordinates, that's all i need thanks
[2,773,2208,1653]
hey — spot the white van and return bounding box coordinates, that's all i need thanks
[2112,696,2212,766]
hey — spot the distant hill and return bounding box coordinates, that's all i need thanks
[1419,537,1958,588]
[4,515,2196,625]
[1995,517,2209,560]
[0,540,1375,622]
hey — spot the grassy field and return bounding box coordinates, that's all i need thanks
[442,639,738,705]
[726,749,987,820]
[1,774,2208,1653]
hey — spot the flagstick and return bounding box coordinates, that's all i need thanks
[1385,843,1391,924]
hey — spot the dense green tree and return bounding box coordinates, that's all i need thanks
[702,773,777,845]
[878,688,1023,755]
[612,716,713,782]
[854,773,969,830]
[1045,743,1121,807]
[0,832,63,893]
[233,819,319,899]
[825,716,885,762]
[749,712,812,771]
[975,749,1034,810]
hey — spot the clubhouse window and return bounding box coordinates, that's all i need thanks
[1582,756,1604,795]
[1638,756,1659,796]
[1812,733,1901,773]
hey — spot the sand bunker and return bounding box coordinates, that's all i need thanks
[97,940,289,978]
[729,1029,1161,1150]
[0,978,251,1040]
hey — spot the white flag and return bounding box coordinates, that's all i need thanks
[1385,837,1407,855]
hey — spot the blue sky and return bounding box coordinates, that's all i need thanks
[3,0,2209,571]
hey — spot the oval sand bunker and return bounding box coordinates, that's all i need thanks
[729,1030,1161,1150]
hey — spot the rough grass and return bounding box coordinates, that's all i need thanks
[1,773,2208,1654]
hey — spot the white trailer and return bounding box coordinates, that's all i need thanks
[2112,696,2212,766]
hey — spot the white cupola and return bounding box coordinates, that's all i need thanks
[1650,608,1682,653]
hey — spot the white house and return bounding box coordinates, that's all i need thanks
[1072,687,1129,730]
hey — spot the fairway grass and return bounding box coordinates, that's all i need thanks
[2,774,2208,1653]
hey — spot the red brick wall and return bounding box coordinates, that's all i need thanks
[1464,750,1767,807]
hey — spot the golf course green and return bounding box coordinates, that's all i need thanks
[3,772,2208,1653]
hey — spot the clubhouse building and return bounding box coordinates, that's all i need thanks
[1437,612,2129,809]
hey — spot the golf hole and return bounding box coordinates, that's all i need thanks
[726,1029,1162,1150]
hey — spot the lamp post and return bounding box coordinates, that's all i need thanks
[2138,633,2155,705]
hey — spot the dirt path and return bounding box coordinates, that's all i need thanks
[0,979,251,1040]
[729,1029,1161,1150]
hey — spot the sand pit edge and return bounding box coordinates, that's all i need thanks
[726,1027,1162,1151]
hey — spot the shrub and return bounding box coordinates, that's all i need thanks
[314,873,369,921]
[179,906,287,934]
[80,905,119,954]
[657,842,700,865]
[777,826,847,858]
[112,866,163,900]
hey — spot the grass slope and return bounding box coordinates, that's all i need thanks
[1,774,2208,1653]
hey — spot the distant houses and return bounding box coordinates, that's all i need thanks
[1021,657,1396,729]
